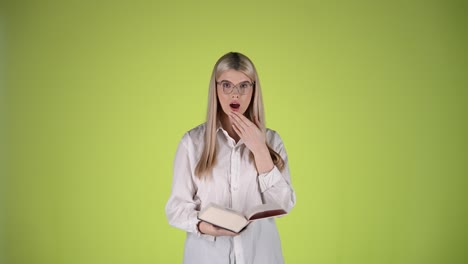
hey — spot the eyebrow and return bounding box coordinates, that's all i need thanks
[219,80,251,83]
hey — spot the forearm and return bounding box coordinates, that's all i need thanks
[252,144,274,174]
[165,198,200,233]
[256,154,296,212]
[259,171,296,212]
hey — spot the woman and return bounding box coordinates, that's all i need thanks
[165,52,296,264]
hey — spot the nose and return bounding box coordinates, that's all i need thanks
[231,86,241,96]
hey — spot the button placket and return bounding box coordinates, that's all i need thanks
[231,146,244,264]
[230,146,241,210]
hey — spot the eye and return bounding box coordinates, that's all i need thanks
[221,81,232,89]
[239,82,250,89]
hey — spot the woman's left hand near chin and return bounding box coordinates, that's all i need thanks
[229,111,269,155]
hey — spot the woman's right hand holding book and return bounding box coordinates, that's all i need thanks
[198,221,239,237]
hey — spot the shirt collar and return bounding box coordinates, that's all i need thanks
[216,120,223,132]
[216,121,230,139]
[215,120,244,147]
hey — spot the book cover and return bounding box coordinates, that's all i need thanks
[197,203,287,233]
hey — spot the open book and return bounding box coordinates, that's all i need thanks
[197,203,287,233]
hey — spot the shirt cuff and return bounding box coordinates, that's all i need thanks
[258,166,283,193]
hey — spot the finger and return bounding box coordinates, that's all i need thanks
[230,112,246,131]
[232,122,243,137]
[230,111,251,128]
[204,222,217,233]
[237,112,254,127]
[225,231,238,236]
[212,225,235,236]
[253,115,261,128]
[217,228,238,236]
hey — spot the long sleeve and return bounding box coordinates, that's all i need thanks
[165,134,201,233]
[258,132,296,213]
[165,133,217,242]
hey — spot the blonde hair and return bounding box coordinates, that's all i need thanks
[195,52,284,178]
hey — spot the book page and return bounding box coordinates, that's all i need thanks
[245,203,287,220]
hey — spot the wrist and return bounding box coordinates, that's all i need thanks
[252,144,269,157]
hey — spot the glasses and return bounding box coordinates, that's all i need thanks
[216,80,255,95]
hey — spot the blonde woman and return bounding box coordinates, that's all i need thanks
[165,52,296,264]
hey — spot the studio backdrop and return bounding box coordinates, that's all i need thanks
[2,0,467,263]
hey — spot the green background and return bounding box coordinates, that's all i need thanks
[2,0,468,263]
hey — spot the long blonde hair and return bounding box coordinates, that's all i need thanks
[195,52,284,178]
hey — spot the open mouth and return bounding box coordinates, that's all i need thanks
[230,103,240,111]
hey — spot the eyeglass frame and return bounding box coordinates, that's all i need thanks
[216,80,256,95]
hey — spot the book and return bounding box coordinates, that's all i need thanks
[197,203,287,233]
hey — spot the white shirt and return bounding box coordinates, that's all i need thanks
[165,123,296,264]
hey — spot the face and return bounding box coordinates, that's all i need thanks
[216,69,254,117]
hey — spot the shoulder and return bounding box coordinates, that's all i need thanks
[179,123,206,148]
[186,123,206,138]
[265,128,285,149]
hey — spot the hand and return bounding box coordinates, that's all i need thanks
[198,221,239,237]
[229,111,268,155]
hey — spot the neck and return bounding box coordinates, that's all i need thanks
[219,112,240,142]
